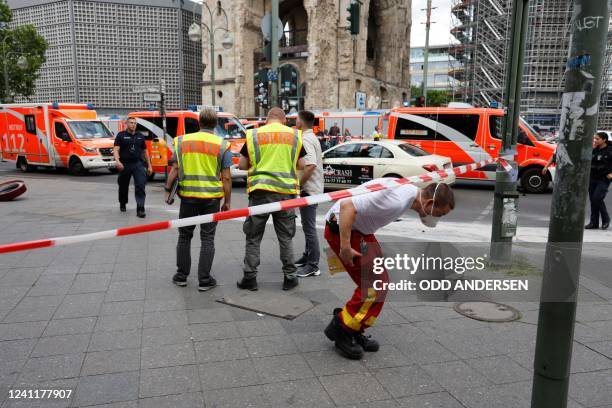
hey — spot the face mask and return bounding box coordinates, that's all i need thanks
[420,184,440,228]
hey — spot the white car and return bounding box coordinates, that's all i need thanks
[322,140,455,189]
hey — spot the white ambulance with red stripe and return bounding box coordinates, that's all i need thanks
[1,103,116,175]
[387,105,556,193]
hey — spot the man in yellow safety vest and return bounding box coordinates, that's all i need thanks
[164,107,232,291]
[237,107,306,291]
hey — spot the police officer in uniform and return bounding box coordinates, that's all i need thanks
[113,117,152,218]
[585,132,612,230]
[237,107,306,291]
[164,107,232,290]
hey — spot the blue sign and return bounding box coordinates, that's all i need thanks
[267,70,278,81]
[356,92,366,110]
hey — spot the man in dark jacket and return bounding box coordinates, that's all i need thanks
[586,132,612,230]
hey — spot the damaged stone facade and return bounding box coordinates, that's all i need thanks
[198,0,411,116]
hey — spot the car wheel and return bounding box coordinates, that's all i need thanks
[69,157,86,176]
[383,173,403,179]
[17,157,33,173]
[521,167,548,194]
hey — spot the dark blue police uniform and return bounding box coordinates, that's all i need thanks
[114,130,148,210]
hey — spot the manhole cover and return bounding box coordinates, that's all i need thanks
[454,301,521,322]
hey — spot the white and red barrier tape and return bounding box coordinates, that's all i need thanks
[0,159,511,254]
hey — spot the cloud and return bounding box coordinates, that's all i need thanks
[410,0,456,47]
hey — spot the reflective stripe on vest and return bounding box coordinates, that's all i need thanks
[174,131,227,199]
[246,125,301,195]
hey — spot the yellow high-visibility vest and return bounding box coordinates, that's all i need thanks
[174,131,227,199]
[246,123,302,195]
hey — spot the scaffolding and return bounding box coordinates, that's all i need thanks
[449,0,612,130]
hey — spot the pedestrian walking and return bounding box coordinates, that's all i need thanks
[113,117,153,218]
[295,110,324,277]
[585,131,612,230]
[237,107,306,291]
[324,181,455,359]
[164,107,233,290]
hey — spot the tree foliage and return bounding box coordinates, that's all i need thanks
[0,0,47,102]
[411,85,452,107]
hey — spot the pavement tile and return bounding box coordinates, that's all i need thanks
[397,391,465,408]
[141,325,192,348]
[198,359,261,390]
[245,334,298,357]
[320,372,391,406]
[0,339,36,363]
[0,286,30,311]
[68,273,111,294]
[142,310,188,328]
[290,331,333,352]
[303,350,367,376]
[2,295,64,323]
[252,354,315,383]
[31,333,91,358]
[395,340,459,365]
[138,392,204,408]
[81,349,141,376]
[236,319,287,337]
[436,335,500,359]
[88,329,142,352]
[4,378,78,408]
[18,354,84,382]
[585,340,612,359]
[374,365,443,398]
[186,308,234,324]
[0,268,44,287]
[139,365,201,398]
[42,317,97,337]
[143,298,186,313]
[264,378,335,408]
[27,275,73,297]
[79,402,138,408]
[189,322,240,341]
[450,380,532,408]
[54,293,105,319]
[422,360,491,392]
[140,343,195,369]
[465,355,532,385]
[279,315,327,334]
[0,321,47,341]
[194,338,249,363]
[74,371,140,407]
[569,369,612,407]
[104,281,146,303]
[570,343,612,373]
[362,344,413,369]
[0,359,25,389]
[78,263,115,275]
[94,313,143,332]
[99,301,144,316]
[203,385,269,408]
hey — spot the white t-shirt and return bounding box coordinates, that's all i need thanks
[326,179,418,234]
[299,129,324,195]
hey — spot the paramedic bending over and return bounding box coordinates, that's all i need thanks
[323,181,455,360]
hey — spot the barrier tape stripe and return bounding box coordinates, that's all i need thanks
[0,158,510,255]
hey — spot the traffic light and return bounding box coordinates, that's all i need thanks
[346,1,360,36]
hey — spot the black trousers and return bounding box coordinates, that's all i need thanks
[117,161,146,208]
[589,179,610,226]
[176,198,220,283]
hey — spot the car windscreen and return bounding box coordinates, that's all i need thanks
[398,142,430,156]
[520,118,546,141]
[215,117,247,139]
[68,121,114,139]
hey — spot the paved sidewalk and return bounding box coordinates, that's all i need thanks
[0,177,611,407]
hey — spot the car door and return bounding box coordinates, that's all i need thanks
[53,121,72,166]
[322,143,359,188]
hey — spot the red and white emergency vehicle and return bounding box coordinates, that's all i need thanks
[0,103,116,175]
[386,106,556,193]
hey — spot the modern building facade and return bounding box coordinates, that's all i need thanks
[410,45,460,91]
[196,0,411,117]
[6,0,202,114]
[450,0,612,129]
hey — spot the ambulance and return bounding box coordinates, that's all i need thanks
[286,110,384,139]
[0,103,116,175]
[128,108,247,180]
[386,105,556,193]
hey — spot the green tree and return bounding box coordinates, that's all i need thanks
[0,0,47,102]
[411,85,452,107]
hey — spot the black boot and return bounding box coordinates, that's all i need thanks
[585,223,598,229]
[236,276,258,291]
[137,206,146,218]
[324,308,343,341]
[282,276,299,291]
[354,332,380,352]
[323,308,363,360]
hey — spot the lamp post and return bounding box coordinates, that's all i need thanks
[1,26,28,103]
[188,1,234,107]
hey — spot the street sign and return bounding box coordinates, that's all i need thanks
[132,85,161,94]
[260,14,283,41]
[267,70,278,82]
[355,91,366,110]
[143,93,161,102]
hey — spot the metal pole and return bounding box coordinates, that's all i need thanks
[270,0,279,108]
[422,0,432,106]
[531,1,609,407]
[489,0,529,265]
[210,20,215,107]
[2,58,10,103]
